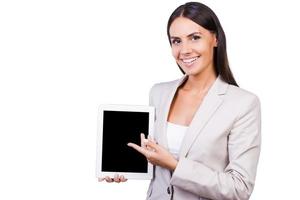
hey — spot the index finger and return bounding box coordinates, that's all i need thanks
[127,142,148,157]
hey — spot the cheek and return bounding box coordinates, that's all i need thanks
[193,43,206,54]
[171,47,179,59]
[206,45,215,59]
[197,44,213,57]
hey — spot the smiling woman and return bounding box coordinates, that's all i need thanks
[167,2,238,87]
[101,2,261,200]
[169,17,217,77]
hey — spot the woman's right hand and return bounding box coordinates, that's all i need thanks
[98,174,127,183]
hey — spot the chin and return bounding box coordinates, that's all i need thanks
[183,68,203,76]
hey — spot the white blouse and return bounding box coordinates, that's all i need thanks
[166,122,189,157]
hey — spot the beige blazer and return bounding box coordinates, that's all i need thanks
[146,75,261,200]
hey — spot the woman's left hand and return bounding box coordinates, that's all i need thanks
[127,133,178,171]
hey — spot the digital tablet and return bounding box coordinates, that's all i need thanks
[96,104,155,180]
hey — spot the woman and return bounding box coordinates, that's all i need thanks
[101,2,261,200]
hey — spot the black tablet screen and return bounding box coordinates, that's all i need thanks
[101,111,149,173]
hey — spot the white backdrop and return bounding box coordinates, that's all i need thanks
[1,0,300,199]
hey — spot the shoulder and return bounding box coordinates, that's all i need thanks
[216,76,260,108]
[227,84,260,104]
[149,77,182,96]
[225,84,261,117]
[148,77,184,107]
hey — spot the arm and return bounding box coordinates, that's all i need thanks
[149,84,159,107]
[170,97,261,200]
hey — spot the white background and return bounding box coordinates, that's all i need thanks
[1,0,300,199]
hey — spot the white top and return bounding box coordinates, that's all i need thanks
[166,122,189,157]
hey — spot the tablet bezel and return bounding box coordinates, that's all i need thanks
[96,104,154,180]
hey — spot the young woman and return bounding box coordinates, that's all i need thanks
[102,2,261,200]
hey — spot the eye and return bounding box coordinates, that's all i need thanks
[171,38,181,45]
[192,35,201,41]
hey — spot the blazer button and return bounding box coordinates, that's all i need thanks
[167,187,170,194]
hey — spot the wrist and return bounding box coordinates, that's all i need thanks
[169,159,178,171]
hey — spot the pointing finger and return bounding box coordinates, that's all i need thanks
[127,143,148,156]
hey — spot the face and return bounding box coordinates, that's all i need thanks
[169,17,217,77]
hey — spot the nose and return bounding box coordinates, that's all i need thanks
[180,41,192,55]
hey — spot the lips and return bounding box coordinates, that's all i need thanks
[180,56,200,66]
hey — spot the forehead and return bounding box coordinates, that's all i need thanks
[169,17,210,37]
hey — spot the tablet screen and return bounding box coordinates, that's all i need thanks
[102,110,149,173]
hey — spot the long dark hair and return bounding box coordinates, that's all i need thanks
[167,2,238,86]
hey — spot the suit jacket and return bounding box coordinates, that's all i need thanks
[146,75,261,200]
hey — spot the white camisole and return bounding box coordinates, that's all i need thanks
[166,122,189,157]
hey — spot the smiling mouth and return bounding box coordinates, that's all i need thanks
[181,56,200,66]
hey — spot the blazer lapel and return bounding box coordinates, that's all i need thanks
[179,76,228,157]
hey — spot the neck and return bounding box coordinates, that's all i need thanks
[182,70,217,94]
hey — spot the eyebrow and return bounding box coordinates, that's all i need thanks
[170,32,202,39]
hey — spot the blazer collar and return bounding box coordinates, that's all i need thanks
[161,75,229,157]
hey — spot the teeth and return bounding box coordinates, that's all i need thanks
[182,57,198,63]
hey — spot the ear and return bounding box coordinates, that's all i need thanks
[214,34,218,47]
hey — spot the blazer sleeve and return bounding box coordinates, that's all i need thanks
[170,96,261,200]
[149,84,155,107]
[149,83,161,107]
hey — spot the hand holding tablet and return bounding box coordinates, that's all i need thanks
[98,174,128,183]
